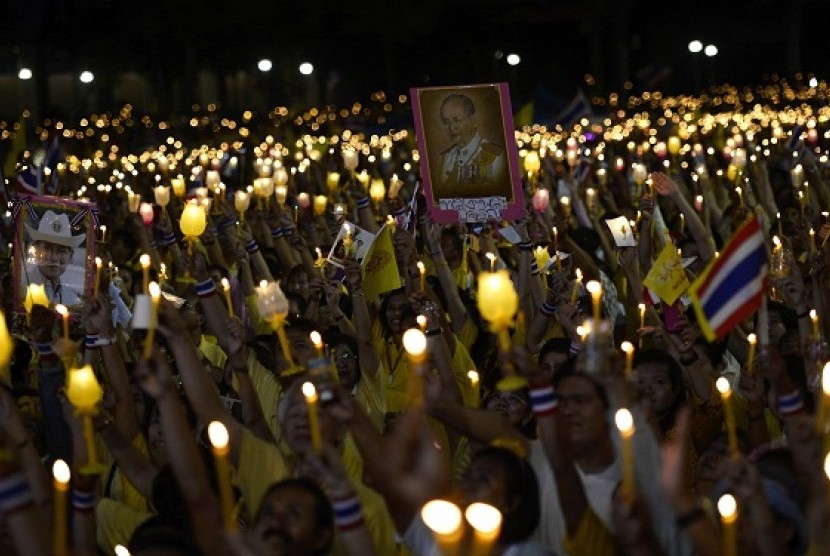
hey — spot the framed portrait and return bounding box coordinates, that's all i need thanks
[411,82,524,223]
[13,196,97,312]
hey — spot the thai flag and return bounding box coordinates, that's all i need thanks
[688,216,768,341]
[15,165,39,195]
[554,90,592,127]
[42,136,61,195]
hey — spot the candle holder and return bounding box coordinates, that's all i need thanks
[477,270,525,391]
[577,318,612,375]
[65,364,106,474]
[255,281,295,369]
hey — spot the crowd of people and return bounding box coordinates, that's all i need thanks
[0,82,829,555]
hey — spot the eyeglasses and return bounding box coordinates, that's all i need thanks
[336,351,357,362]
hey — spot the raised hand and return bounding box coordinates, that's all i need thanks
[650,172,677,197]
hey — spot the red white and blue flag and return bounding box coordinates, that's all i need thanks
[688,216,768,341]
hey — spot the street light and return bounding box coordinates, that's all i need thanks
[704,44,718,57]
[299,62,314,75]
[506,53,521,66]
[257,59,272,72]
[18,68,32,80]
[688,40,703,53]
[79,71,94,83]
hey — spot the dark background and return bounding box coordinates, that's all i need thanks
[1,0,827,117]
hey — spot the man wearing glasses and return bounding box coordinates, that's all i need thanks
[25,210,86,306]
[436,93,506,197]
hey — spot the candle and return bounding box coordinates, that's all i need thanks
[56,304,70,342]
[811,309,820,340]
[735,186,743,206]
[127,191,141,213]
[678,213,685,236]
[416,315,427,332]
[153,185,170,207]
[776,212,783,237]
[485,252,497,273]
[65,364,104,472]
[386,214,397,234]
[614,408,635,504]
[417,260,426,291]
[221,278,234,318]
[342,223,353,257]
[234,191,250,223]
[465,502,502,556]
[302,382,323,455]
[817,362,830,433]
[93,257,103,297]
[326,171,341,191]
[810,228,816,255]
[569,268,583,303]
[207,421,236,531]
[403,328,428,406]
[171,177,186,197]
[716,377,739,459]
[310,331,324,359]
[140,253,151,294]
[621,341,634,380]
[143,282,161,359]
[586,280,602,322]
[255,280,294,367]
[467,370,480,407]
[421,500,463,555]
[746,333,757,374]
[559,196,571,219]
[477,270,519,352]
[718,494,738,556]
[369,179,386,205]
[695,195,704,213]
[53,459,70,556]
[638,303,646,330]
[99,224,107,243]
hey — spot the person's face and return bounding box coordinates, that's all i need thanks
[281,391,337,456]
[460,456,509,509]
[633,362,678,416]
[254,485,332,555]
[693,436,729,496]
[383,293,409,334]
[33,241,72,281]
[539,351,568,380]
[284,328,315,367]
[334,343,359,391]
[440,99,476,147]
[180,302,204,344]
[440,234,463,268]
[484,391,531,429]
[147,407,168,466]
[557,375,609,452]
[286,270,310,301]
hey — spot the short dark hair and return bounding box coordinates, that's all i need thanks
[632,349,686,432]
[257,478,334,556]
[441,93,476,116]
[128,515,202,555]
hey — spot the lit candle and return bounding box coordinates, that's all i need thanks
[207,421,236,531]
[586,280,602,322]
[468,370,480,407]
[735,186,743,206]
[386,214,397,234]
[811,309,820,340]
[93,257,103,297]
[99,224,107,243]
[746,333,757,374]
[621,341,634,380]
[403,328,428,406]
[678,213,685,236]
[638,303,646,330]
[221,278,234,318]
[810,228,816,255]
[342,223,353,258]
[465,502,502,556]
[65,364,104,472]
[718,494,738,556]
[776,212,783,237]
[569,268,583,303]
[417,260,426,291]
[694,195,704,213]
[615,408,635,504]
[485,252,497,273]
[477,270,519,352]
[53,459,70,556]
[302,382,323,455]
[153,185,170,207]
[140,253,151,294]
[56,304,70,342]
[310,331,324,359]
[421,500,463,555]
[143,282,161,359]
[716,377,739,459]
[416,315,427,332]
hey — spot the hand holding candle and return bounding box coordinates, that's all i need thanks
[56,304,70,342]
[207,421,236,531]
[586,280,602,322]
[302,382,323,454]
[221,278,234,318]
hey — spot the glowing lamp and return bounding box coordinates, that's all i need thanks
[234,191,250,214]
[255,280,289,322]
[66,364,103,410]
[342,148,359,171]
[667,136,681,156]
[532,188,550,211]
[477,270,519,330]
[326,172,341,191]
[180,201,207,240]
[523,151,541,174]
[313,195,328,216]
[153,185,170,207]
[369,179,386,204]
[139,203,154,226]
[275,185,288,205]
[205,170,220,187]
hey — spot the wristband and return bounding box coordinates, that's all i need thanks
[356,197,371,210]
[540,301,557,317]
[676,506,706,529]
[72,489,96,512]
[518,241,533,252]
[569,342,581,355]
[530,260,539,276]
[425,328,443,337]
[271,227,284,239]
[332,494,364,531]
[85,335,100,350]
[777,390,804,416]
[529,384,558,416]
[0,473,33,515]
[245,239,260,254]
[160,232,177,247]
[195,278,217,298]
[33,342,54,356]
[393,207,407,218]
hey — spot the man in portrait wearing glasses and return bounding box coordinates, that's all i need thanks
[435,93,507,198]
[25,210,86,306]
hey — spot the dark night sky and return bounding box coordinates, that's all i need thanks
[1,0,828,112]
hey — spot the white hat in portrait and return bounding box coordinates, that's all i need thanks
[25,210,86,248]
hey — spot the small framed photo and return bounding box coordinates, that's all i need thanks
[411,82,524,223]
[13,196,97,312]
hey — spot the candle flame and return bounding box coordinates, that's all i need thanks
[715,376,731,395]
[717,493,737,520]
[402,328,427,357]
[586,280,601,295]
[221,277,230,291]
[614,408,634,433]
[207,421,229,449]
[55,304,68,317]
[421,500,463,536]
[148,282,161,300]
[53,459,71,484]
[310,330,323,349]
[620,341,634,355]
[464,502,502,535]
[301,381,318,403]
[140,253,151,269]
[747,333,757,345]
[467,370,479,384]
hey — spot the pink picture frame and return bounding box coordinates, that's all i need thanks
[411,82,524,223]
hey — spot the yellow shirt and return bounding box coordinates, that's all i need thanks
[354,362,387,432]
[562,507,618,556]
[199,334,228,370]
[245,351,284,440]
[244,294,274,335]
[95,497,153,554]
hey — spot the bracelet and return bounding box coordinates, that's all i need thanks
[332,494,364,531]
[85,335,115,349]
[245,239,260,254]
[518,241,533,252]
[530,260,539,276]
[33,342,54,356]
[540,301,557,317]
[425,328,443,337]
[0,473,33,515]
[195,278,217,298]
[529,384,558,416]
[676,506,706,529]
[160,232,177,247]
[271,227,284,239]
[569,342,581,355]
[72,489,96,512]
[777,390,804,416]
[356,197,371,210]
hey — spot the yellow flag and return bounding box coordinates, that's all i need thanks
[362,225,400,298]
[514,101,534,129]
[643,243,690,305]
